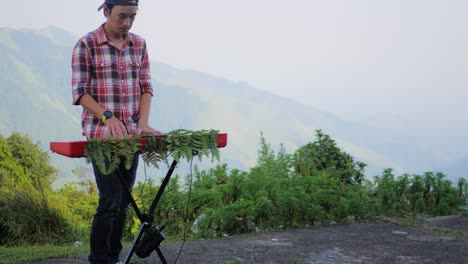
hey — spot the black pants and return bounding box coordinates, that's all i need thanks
[88,154,139,264]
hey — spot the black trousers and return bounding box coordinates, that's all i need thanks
[88,154,139,264]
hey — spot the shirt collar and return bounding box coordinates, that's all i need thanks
[96,23,134,47]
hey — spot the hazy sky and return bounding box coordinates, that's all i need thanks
[3,0,468,121]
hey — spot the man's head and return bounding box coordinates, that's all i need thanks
[99,0,139,37]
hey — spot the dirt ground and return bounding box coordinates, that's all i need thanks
[22,215,467,264]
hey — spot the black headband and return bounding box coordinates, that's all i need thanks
[98,0,139,11]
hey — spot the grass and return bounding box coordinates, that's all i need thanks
[0,243,89,264]
[0,226,182,264]
[381,213,468,240]
[0,240,145,264]
[427,227,468,239]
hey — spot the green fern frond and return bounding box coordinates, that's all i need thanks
[84,130,221,175]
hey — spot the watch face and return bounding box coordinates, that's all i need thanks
[104,111,113,118]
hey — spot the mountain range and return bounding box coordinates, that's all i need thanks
[0,26,466,186]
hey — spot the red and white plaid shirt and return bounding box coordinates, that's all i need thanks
[72,24,153,139]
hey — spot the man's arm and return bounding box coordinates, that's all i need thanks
[137,92,162,135]
[136,41,162,135]
[137,92,152,128]
[78,94,127,138]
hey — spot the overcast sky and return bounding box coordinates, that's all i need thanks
[3,0,467,122]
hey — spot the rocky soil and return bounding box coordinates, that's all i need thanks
[22,215,468,264]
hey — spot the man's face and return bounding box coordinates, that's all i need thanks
[106,5,138,36]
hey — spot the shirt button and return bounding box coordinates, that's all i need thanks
[121,79,124,83]
[120,66,123,70]
[122,93,126,96]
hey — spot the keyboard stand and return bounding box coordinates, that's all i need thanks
[118,159,179,264]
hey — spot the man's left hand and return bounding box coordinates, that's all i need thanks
[137,126,164,135]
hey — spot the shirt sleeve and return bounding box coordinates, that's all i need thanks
[71,40,92,105]
[139,41,153,96]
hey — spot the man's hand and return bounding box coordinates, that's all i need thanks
[137,125,164,135]
[105,117,127,138]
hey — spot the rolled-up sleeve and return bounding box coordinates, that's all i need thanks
[71,40,91,105]
[139,42,153,96]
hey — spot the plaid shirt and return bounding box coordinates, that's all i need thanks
[72,24,153,139]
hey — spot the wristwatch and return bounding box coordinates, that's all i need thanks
[101,110,113,124]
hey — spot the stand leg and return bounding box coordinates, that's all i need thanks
[120,160,178,264]
[156,247,168,264]
[148,160,178,215]
[123,222,149,264]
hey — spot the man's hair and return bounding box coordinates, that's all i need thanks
[106,4,115,13]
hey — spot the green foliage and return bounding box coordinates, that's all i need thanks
[134,131,465,241]
[149,175,188,237]
[79,129,468,242]
[0,132,88,246]
[198,198,255,237]
[292,130,366,185]
[2,129,467,253]
[458,178,468,207]
[0,132,57,190]
[371,169,465,217]
[84,129,220,174]
[0,184,77,245]
[0,135,27,186]
[143,129,220,167]
[84,135,142,175]
[57,182,98,228]
[0,244,89,264]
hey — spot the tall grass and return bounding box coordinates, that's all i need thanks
[0,184,79,245]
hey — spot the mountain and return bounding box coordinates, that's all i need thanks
[0,26,466,186]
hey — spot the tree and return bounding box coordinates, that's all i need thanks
[0,132,57,190]
[458,178,468,207]
[292,130,366,184]
[0,134,27,186]
[372,168,400,216]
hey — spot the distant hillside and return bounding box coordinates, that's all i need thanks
[0,26,465,185]
[0,27,85,185]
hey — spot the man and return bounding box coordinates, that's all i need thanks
[71,1,161,263]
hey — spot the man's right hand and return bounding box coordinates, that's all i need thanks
[105,117,127,138]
